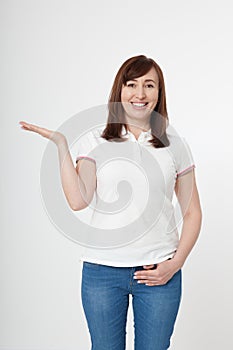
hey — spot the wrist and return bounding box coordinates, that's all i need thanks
[56,136,68,148]
[50,131,67,147]
[171,255,185,271]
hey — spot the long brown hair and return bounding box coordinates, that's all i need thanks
[101,55,170,148]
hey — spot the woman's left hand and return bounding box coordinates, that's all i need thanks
[133,259,181,286]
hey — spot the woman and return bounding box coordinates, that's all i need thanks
[19,55,202,350]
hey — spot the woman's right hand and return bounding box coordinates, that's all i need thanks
[19,120,66,146]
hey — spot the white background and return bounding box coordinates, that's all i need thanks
[1,0,233,349]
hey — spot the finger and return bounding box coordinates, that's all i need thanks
[137,279,150,284]
[143,264,155,269]
[134,266,154,277]
[19,121,32,130]
[19,121,33,127]
[138,279,162,286]
[22,123,41,132]
[145,279,167,286]
[134,274,156,281]
[145,281,157,286]
[19,121,38,132]
[19,121,43,131]
[19,121,51,138]
[134,268,159,278]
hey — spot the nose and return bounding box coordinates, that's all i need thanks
[135,85,146,99]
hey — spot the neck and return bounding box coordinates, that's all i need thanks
[125,118,150,133]
[126,123,151,135]
[125,124,150,141]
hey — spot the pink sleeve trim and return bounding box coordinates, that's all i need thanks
[177,164,195,176]
[76,156,96,164]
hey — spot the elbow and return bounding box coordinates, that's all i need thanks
[71,206,81,211]
[69,196,92,211]
[187,207,202,218]
[184,207,203,225]
[68,189,95,211]
[70,203,88,211]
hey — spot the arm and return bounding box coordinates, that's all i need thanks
[134,169,202,285]
[57,138,97,211]
[19,120,96,211]
[172,169,202,269]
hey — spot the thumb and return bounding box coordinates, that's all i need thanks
[143,264,155,269]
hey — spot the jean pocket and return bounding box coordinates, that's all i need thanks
[83,261,100,269]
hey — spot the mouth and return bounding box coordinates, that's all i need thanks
[130,102,149,109]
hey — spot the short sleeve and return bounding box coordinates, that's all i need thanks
[70,131,96,165]
[172,137,196,178]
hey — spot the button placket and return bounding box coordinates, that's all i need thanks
[124,128,149,164]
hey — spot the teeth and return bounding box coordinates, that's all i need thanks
[132,103,147,107]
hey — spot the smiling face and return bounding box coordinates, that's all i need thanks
[120,67,159,129]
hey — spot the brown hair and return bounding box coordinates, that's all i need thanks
[101,55,170,148]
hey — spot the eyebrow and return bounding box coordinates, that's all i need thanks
[127,79,157,84]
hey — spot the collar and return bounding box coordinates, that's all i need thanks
[121,125,152,143]
[121,125,152,136]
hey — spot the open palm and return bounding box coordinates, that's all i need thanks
[19,121,65,145]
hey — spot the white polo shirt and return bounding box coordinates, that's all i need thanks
[71,124,195,267]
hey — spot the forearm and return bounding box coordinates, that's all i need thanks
[172,210,202,269]
[57,139,86,210]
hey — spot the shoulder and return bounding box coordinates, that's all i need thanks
[77,125,106,144]
[166,125,191,152]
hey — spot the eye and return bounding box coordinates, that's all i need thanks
[146,84,155,88]
[126,83,136,88]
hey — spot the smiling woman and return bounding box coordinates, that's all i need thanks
[78,55,202,350]
[121,67,159,127]
[102,55,170,147]
[19,54,202,350]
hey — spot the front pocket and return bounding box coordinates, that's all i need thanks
[83,261,100,269]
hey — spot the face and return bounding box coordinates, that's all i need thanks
[120,67,159,127]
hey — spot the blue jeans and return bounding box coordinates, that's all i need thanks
[81,262,182,350]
